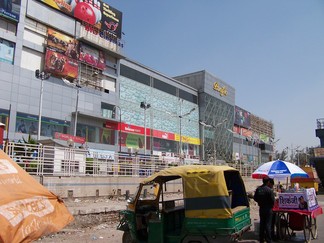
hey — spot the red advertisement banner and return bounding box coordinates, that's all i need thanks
[153,130,175,140]
[44,48,78,78]
[104,121,118,130]
[121,123,148,135]
[79,42,105,70]
[54,132,86,144]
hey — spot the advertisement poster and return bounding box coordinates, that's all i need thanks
[79,42,105,70]
[54,132,86,144]
[44,48,78,78]
[100,129,114,145]
[0,0,21,22]
[38,0,122,38]
[278,188,318,211]
[234,106,251,128]
[47,28,79,60]
[15,113,38,135]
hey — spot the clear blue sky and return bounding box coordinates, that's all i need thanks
[108,0,324,152]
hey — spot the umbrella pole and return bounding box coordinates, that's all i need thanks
[286,177,289,190]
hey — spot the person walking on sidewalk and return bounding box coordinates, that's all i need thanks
[254,176,275,243]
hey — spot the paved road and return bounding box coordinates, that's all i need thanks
[41,195,324,242]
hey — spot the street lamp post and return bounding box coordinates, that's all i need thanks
[140,101,151,155]
[179,107,196,164]
[213,119,228,164]
[35,69,51,141]
[62,78,81,136]
[199,119,227,164]
[199,121,213,162]
[114,105,122,153]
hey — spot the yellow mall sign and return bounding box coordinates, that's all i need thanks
[213,82,227,96]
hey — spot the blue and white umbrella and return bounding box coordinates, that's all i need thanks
[252,160,309,179]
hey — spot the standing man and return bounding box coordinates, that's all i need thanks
[254,176,275,243]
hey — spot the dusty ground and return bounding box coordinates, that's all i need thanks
[38,196,260,243]
[38,197,126,243]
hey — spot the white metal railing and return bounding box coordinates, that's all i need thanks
[4,142,256,177]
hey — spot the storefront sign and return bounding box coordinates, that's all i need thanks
[87,149,115,160]
[213,82,227,96]
[152,130,175,140]
[104,121,118,130]
[54,132,86,144]
[0,0,21,22]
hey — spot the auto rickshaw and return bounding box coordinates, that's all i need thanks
[117,165,251,242]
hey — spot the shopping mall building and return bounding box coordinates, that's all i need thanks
[0,0,275,164]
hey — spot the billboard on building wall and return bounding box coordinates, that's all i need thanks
[44,48,79,78]
[79,42,105,70]
[47,28,80,60]
[0,0,21,22]
[259,134,269,143]
[37,0,123,39]
[234,106,251,128]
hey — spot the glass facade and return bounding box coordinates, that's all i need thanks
[200,93,234,162]
[119,65,200,157]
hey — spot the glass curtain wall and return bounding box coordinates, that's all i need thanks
[200,94,234,162]
[119,75,199,157]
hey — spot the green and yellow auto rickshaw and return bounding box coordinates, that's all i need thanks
[117,165,251,242]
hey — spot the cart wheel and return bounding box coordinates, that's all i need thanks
[182,235,208,243]
[122,231,135,243]
[278,213,291,240]
[303,216,312,243]
[310,217,318,239]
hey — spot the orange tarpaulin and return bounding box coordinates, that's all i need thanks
[0,150,73,243]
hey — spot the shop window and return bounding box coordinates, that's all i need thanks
[15,112,68,137]
[101,102,114,119]
[100,128,115,145]
[76,124,96,142]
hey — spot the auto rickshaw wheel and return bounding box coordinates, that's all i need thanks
[122,231,135,243]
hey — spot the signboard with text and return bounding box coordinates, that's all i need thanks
[0,0,21,22]
[54,132,86,144]
[37,0,122,38]
[278,188,318,211]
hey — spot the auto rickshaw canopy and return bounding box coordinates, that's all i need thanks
[142,165,249,219]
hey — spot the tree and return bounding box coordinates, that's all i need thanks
[274,149,288,161]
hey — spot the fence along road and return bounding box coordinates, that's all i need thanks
[5,142,259,198]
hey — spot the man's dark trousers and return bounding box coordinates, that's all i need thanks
[259,206,273,243]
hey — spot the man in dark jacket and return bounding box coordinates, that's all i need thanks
[254,176,275,243]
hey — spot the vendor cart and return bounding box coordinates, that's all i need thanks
[273,188,323,243]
